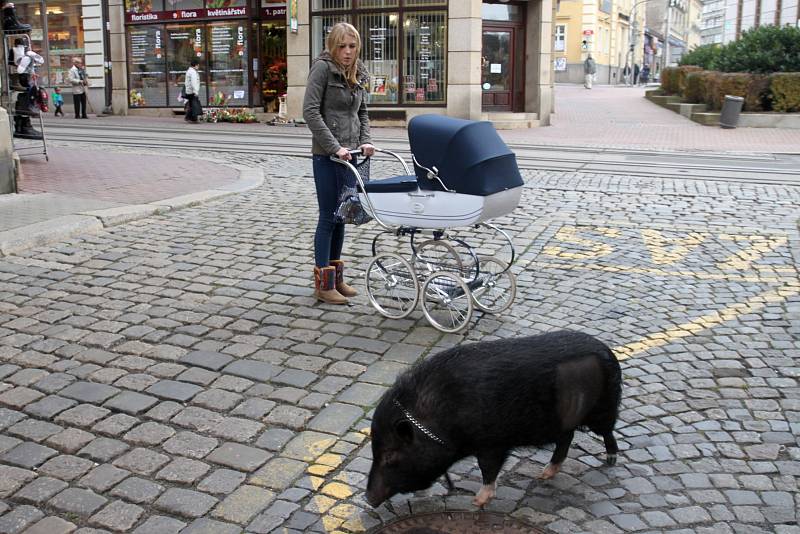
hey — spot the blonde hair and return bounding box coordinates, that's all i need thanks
[326,22,361,86]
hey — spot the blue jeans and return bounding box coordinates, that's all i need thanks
[313,155,346,268]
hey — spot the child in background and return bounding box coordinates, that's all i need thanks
[52,86,64,116]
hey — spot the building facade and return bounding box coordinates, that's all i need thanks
[3,0,106,110]
[103,0,556,125]
[722,0,799,43]
[644,0,701,75]
[553,0,646,85]
[700,0,725,44]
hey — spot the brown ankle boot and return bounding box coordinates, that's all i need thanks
[314,266,348,304]
[330,260,358,298]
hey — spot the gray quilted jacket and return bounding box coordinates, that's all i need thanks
[303,52,371,156]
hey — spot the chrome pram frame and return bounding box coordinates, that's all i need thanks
[331,147,518,333]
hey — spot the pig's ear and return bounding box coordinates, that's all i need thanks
[394,420,414,444]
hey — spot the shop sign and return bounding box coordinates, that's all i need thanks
[262,6,286,19]
[126,7,248,23]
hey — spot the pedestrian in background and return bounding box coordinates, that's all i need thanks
[640,64,650,85]
[68,57,89,119]
[303,22,374,305]
[184,59,201,123]
[633,63,640,85]
[584,54,596,89]
[51,86,64,116]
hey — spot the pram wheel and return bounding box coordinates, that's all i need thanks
[413,239,463,277]
[365,253,419,319]
[421,271,473,333]
[470,256,516,314]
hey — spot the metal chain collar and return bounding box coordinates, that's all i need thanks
[393,399,447,447]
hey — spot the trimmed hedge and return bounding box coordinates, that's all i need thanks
[664,69,799,112]
[770,73,800,112]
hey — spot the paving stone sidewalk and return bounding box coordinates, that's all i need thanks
[0,152,798,534]
[1,146,241,233]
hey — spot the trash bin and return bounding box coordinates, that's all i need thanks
[719,95,744,129]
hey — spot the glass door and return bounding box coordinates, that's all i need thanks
[481,27,513,111]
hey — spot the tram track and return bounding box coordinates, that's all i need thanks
[42,123,800,186]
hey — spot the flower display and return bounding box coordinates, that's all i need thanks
[201,107,258,123]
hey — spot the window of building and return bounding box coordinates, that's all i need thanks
[128,25,167,107]
[207,21,248,106]
[358,12,399,104]
[45,0,84,86]
[7,0,92,87]
[166,24,205,106]
[554,24,566,51]
[310,0,447,105]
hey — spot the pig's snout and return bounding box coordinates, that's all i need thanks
[365,490,385,508]
[365,474,390,508]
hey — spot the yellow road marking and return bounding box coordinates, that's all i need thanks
[614,281,800,360]
[529,260,796,283]
[640,229,708,265]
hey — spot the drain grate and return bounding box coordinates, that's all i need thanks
[369,511,544,534]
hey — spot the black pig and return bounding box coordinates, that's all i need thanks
[366,330,621,508]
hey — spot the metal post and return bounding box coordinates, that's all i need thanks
[662,0,671,72]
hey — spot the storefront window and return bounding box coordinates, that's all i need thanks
[358,12,398,104]
[311,1,447,106]
[207,21,248,106]
[125,0,165,13]
[128,25,167,106]
[46,0,84,86]
[404,0,446,5]
[166,24,205,106]
[359,0,398,6]
[7,0,48,83]
[261,21,287,112]
[403,11,445,104]
[311,14,350,58]
[312,0,351,10]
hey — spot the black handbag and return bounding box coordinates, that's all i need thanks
[334,157,372,225]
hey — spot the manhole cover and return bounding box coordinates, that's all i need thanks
[369,512,544,534]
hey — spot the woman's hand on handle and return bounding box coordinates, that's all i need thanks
[359,144,375,157]
[335,147,352,161]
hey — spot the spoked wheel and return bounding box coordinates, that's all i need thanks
[470,256,516,314]
[365,253,419,319]
[421,271,473,333]
[413,239,463,278]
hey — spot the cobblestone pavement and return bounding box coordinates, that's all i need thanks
[1,151,799,534]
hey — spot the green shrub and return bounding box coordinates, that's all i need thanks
[770,73,800,112]
[714,25,800,73]
[679,44,722,70]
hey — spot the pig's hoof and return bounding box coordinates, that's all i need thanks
[473,484,496,507]
[538,463,560,480]
[606,454,617,466]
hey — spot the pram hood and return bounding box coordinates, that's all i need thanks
[408,115,524,197]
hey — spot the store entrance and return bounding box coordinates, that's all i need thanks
[259,20,286,113]
[481,2,526,113]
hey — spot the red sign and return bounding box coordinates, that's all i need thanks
[126,7,248,23]
[582,29,594,35]
[415,88,425,102]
